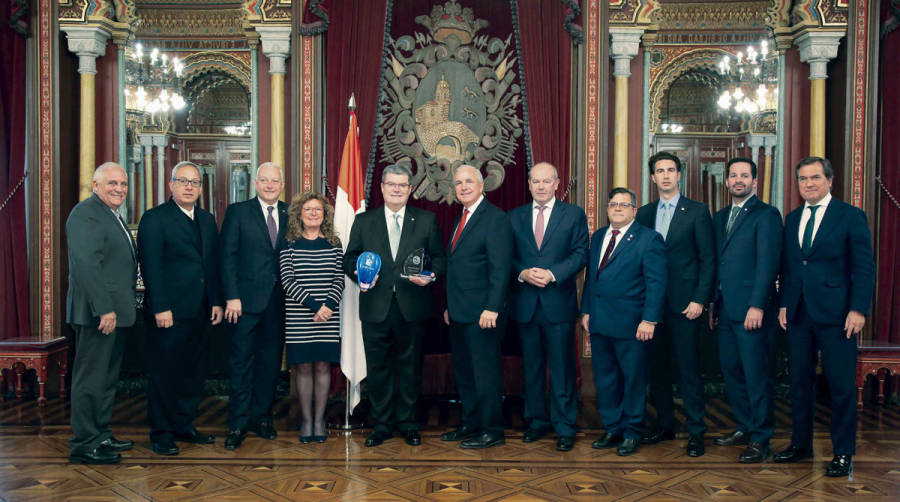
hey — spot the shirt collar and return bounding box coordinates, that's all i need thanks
[659,192,680,209]
[732,194,755,209]
[385,205,406,220]
[533,197,556,211]
[176,203,195,219]
[258,196,278,213]
[804,191,832,209]
[609,220,634,236]
[463,194,484,215]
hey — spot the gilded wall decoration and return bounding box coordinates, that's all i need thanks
[134,8,247,37]
[181,51,252,91]
[792,0,849,28]
[654,1,769,31]
[608,0,660,25]
[245,0,292,23]
[648,48,731,133]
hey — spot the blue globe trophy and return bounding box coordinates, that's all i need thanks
[356,251,382,292]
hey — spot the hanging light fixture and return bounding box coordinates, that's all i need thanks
[716,37,778,115]
[123,42,187,116]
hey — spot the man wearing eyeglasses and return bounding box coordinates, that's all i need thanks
[581,187,667,456]
[219,163,289,450]
[137,161,223,456]
[342,164,446,447]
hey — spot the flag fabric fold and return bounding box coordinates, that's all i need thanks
[334,109,367,412]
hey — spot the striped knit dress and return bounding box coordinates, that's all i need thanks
[278,236,344,364]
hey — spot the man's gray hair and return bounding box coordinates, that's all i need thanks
[528,162,558,180]
[93,162,124,182]
[381,164,413,183]
[256,162,283,177]
[455,164,483,184]
[172,161,200,180]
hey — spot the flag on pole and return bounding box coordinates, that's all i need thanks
[334,102,367,413]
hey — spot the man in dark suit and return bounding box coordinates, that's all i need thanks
[66,163,137,464]
[636,151,715,457]
[220,162,288,450]
[138,161,223,456]
[509,162,588,452]
[581,187,667,457]
[710,158,782,463]
[343,164,446,448]
[774,156,875,477]
[441,164,513,449]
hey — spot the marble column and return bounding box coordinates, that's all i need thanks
[609,28,643,189]
[257,25,291,200]
[796,31,844,157]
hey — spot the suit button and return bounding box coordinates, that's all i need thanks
[721,261,725,266]
[802,260,807,265]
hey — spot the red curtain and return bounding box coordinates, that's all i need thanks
[0,0,30,340]
[876,2,900,342]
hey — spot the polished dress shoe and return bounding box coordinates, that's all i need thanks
[365,430,392,447]
[251,421,277,440]
[99,436,134,452]
[151,439,180,456]
[641,428,675,445]
[522,428,547,443]
[440,426,479,442]
[592,432,622,449]
[460,432,505,449]
[404,431,422,446]
[739,442,770,463]
[174,428,215,444]
[224,429,246,450]
[714,429,748,447]
[773,444,813,463]
[299,435,313,444]
[686,435,705,457]
[69,446,121,464]
[617,438,639,456]
[556,436,575,452]
[825,455,853,477]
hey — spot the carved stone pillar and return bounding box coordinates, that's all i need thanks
[609,28,643,189]
[796,30,844,157]
[257,25,291,199]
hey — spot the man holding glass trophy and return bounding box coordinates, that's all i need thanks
[343,164,446,448]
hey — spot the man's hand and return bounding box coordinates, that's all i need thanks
[225,299,242,323]
[744,307,764,331]
[98,312,117,335]
[520,268,552,288]
[210,306,224,325]
[314,305,334,323]
[682,301,703,320]
[408,273,435,286]
[636,321,656,341]
[443,309,450,326]
[479,310,499,330]
[778,307,788,330]
[844,310,866,339]
[354,270,378,291]
[155,310,174,329]
[581,314,590,334]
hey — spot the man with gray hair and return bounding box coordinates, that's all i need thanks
[66,162,137,464]
[343,163,446,447]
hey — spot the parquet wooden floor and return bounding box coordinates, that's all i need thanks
[1,395,900,501]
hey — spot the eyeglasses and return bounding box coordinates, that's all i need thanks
[173,178,202,187]
[302,207,324,214]
[383,182,410,189]
[607,201,635,208]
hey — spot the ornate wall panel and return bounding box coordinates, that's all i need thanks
[608,0,659,25]
[848,0,870,208]
[654,1,769,31]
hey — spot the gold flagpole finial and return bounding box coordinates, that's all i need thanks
[348,93,357,111]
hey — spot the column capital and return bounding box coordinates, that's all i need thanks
[795,30,844,80]
[61,25,110,75]
[609,27,644,77]
[256,25,292,75]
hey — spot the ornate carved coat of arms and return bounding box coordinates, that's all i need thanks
[377,1,524,204]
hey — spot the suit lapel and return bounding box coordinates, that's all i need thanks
[540,203,564,251]
[396,209,417,262]
[520,205,539,253]
[92,195,136,263]
[604,225,638,268]
[277,201,289,241]
[376,210,395,266]
[807,201,839,256]
[450,202,485,254]
[666,198,688,242]
[252,199,273,246]
[722,196,756,249]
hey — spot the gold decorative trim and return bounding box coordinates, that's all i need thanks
[653,1,769,31]
[135,8,247,37]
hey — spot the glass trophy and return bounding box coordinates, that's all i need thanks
[356,251,382,291]
[400,248,435,281]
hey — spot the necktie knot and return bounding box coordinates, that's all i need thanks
[808,205,819,215]
[267,205,274,214]
[611,229,620,237]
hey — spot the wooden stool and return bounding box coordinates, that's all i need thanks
[856,339,900,410]
[0,336,68,406]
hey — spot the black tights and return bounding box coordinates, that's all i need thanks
[294,362,331,436]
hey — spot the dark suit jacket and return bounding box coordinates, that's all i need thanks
[713,195,783,321]
[509,200,589,324]
[581,222,667,338]
[636,195,715,312]
[445,198,513,323]
[220,197,288,314]
[342,205,446,323]
[781,197,875,325]
[137,198,222,319]
[65,194,138,327]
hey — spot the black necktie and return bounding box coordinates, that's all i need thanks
[801,205,819,254]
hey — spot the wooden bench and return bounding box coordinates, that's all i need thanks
[856,339,900,410]
[0,336,68,406]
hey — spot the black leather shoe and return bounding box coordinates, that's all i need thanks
[825,455,853,477]
[460,432,505,449]
[69,446,121,464]
[641,428,675,445]
[365,430,392,447]
[592,432,622,449]
[686,435,705,457]
[151,439,180,456]
[250,420,277,440]
[522,428,547,443]
[617,438,639,456]
[773,445,813,463]
[174,428,215,444]
[99,436,134,452]
[739,442,771,463]
[714,430,748,447]
[224,429,246,450]
[404,431,422,446]
[440,426,479,442]
[556,436,575,452]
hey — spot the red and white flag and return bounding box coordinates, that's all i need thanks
[334,106,367,412]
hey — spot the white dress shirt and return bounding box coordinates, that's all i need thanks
[532,196,556,230]
[177,204,195,221]
[598,220,635,270]
[384,205,406,233]
[797,192,832,247]
[258,197,279,233]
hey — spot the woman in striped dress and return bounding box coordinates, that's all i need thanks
[279,192,344,443]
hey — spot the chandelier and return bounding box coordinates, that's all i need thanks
[123,42,187,115]
[716,38,778,115]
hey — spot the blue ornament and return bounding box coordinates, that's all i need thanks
[356,251,382,291]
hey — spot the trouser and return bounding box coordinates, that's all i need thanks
[449,318,505,435]
[69,324,126,450]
